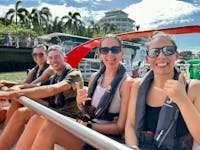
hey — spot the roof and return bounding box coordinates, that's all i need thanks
[38,32,91,40]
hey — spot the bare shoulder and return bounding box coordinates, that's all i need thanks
[121,77,141,89]
[188,79,200,97]
[188,80,200,110]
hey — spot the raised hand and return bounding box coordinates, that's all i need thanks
[163,72,188,104]
[75,82,91,106]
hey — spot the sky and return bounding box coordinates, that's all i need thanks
[0,0,200,53]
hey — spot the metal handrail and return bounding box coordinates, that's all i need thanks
[2,93,134,150]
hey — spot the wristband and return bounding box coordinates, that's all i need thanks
[86,121,92,128]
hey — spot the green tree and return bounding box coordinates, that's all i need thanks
[5,0,29,29]
[101,22,117,34]
[179,51,193,60]
[30,7,52,34]
[62,12,82,34]
[47,16,64,33]
[88,20,101,37]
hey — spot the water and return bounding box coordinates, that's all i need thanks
[0,71,26,83]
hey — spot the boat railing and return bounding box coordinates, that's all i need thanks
[0,87,134,150]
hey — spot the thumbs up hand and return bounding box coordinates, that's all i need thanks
[75,82,91,106]
[163,72,188,104]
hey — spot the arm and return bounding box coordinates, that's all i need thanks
[22,68,34,83]
[164,73,200,144]
[0,80,18,87]
[31,67,54,84]
[125,79,140,147]
[0,80,71,100]
[177,80,200,144]
[89,77,134,135]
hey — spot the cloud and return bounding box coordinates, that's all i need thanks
[124,0,200,29]
[37,2,105,23]
[0,4,13,17]
[73,0,89,3]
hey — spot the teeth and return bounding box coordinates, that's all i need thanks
[157,62,167,67]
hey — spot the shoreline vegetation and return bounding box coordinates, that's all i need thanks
[0,71,26,83]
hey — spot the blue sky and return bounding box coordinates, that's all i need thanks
[0,0,200,53]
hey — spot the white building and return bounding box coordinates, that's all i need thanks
[98,9,135,33]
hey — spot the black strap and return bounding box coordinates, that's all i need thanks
[154,69,192,149]
[28,62,49,83]
[84,64,126,121]
[49,64,71,108]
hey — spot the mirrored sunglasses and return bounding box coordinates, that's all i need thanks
[146,46,177,58]
[32,52,44,58]
[99,46,121,54]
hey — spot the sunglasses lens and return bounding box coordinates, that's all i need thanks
[147,46,176,57]
[99,47,109,54]
[32,53,44,58]
[162,46,176,56]
[147,48,160,57]
[111,46,121,54]
[99,46,121,54]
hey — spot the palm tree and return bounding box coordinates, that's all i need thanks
[47,16,64,33]
[62,12,82,34]
[5,0,28,29]
[88,20,100,37]
[30,7,52,34]
[101,22,110,34]
[101,22,117,34]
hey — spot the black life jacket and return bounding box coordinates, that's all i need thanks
[83,64,126,121]
[49,64,71,108]
[28,62,49,83]
[135,69,193,150]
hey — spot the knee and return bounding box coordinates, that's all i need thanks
[29,114,41,122]
[12,107,32,123]
[28,114,44,126]
[39,120,56,137]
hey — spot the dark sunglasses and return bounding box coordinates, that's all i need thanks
[99,46,121,54]
[146,46,177,58]
[32,52,44,58]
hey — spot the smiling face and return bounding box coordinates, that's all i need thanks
[146,36,179,75]
[48,49,66,74]
[99,37,124,69]
[32,47,47,66]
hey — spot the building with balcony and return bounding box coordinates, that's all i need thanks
[98,9,135,33]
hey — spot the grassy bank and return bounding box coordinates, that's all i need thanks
[0,71,26,83]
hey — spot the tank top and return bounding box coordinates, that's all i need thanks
[144,105,189,137]
[92,75,126,114]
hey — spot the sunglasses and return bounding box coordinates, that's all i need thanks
[99,46,121,54]
[146,46,177,58]
[32,52,44,58]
